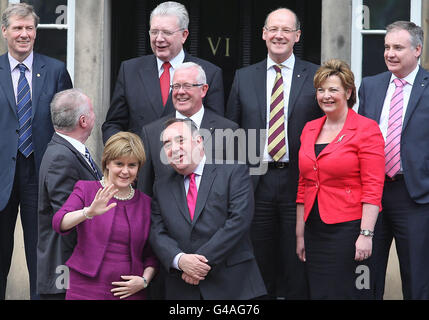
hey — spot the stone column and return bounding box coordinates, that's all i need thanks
[321,0,352,64]
[74,0,111,164]
[0,0,9,54]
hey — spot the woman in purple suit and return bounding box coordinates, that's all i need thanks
[53,132,158,300]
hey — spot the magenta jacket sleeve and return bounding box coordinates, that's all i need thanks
[52,181,85,235]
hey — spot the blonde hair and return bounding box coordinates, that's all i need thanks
[101,132,146,177]
[313,59,356,108]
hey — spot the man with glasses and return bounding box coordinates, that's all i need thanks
[102,1,224,143]
[137,62,237,299]
[226,8,323,299]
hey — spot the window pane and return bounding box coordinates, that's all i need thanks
[33,29,67,63]
[362,34,387,77]
[363,0,410,30]
[22,0,67,25]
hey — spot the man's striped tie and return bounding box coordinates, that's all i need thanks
[268,65,286,162]
[385,78,406,178]
[16,63,34,157]
[85,147,102,180]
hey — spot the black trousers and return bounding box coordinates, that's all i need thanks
[251,166,308,299]
[373,177,429,300]
[0,153,39,300]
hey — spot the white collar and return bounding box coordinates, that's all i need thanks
[156,49,185,72]
[56,132,87,155]
[8,51,33,72]
[266,53,295,71]
[390,64,420,86]
[175,106,205,129]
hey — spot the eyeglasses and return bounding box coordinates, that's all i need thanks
[170,83,204,91]
[264,27,298,35]
[148,28,184,37]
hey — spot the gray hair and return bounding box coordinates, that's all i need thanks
[386,21,424,53]
[264,7,301,31]
[150,1,189,30]
[174,62,207,84]
[1,3,39,29]
[51,89,91,132]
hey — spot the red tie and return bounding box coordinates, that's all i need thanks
[186,173,198,221]
[160,61,171,106]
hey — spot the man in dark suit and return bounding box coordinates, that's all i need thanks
[37,89,102,300]
[358,21,429,300]
[149,118,266,299]
[0,3,72,300]
[102,1,224,143]
[138,62,238,197]
[226,8,323,299]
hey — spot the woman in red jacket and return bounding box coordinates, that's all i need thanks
[296,59,385,299]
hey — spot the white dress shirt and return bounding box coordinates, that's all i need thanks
[175,106,205,130]
[8,52,33,102]
[56,132,93,169]
[156,48,185,84]
[379,65,419,172]
[172,155,206,270]
[263,54,295,162]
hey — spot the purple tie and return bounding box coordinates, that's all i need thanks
[385,78,406,178]
[186,173,197,220]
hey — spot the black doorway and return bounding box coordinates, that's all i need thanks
[111,0,321,101]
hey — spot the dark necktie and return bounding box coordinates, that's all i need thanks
[16,63,34,157]
[160,61,171,106]
[85,147,102,180]
[186,173,198,221]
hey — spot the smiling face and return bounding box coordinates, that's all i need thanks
[316,75,351,117]
[262,9,301,64]
[149,14,189,62]
[172,66,208,117]
[384,28,421,78]
[105,156,139,193]
[162,121,203,176]
[2,14,36,62]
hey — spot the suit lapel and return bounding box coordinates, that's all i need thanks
[252,59,268,126]
[138,55,164,118]
[52,133,101,179]
[170,172,191,223]
[302,117,324,161]
[0,54,18,117]
[403,67,429,131]
[373,72,391,122]
[192,164,216,224]
[200,110,216,133]
[32,53,47,119]
[288,58,309,117]
[317,109,358,158]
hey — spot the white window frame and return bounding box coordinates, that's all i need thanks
[351,0,422,91]
[9,0,75,81]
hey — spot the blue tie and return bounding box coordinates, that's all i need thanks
[16,63,34,157]
[85,147,102,180]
